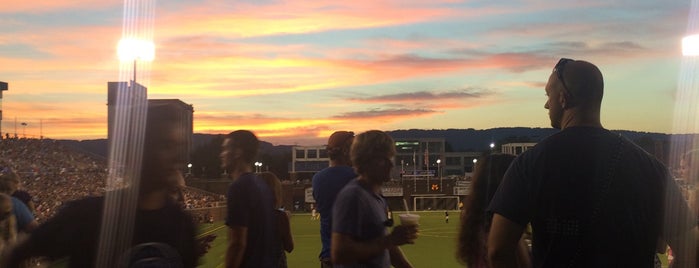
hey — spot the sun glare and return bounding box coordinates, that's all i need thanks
[682,34,699,56]
[117,38,155,62]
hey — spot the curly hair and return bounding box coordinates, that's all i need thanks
[456,154,515,267]
[350,130,395,175]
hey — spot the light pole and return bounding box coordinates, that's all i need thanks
[187,163,192,175]
[436,159,442,192]
[20,122,27,138]
[254,162,262,173]
[490,142,495,152]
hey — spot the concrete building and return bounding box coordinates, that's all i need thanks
[290,145,329,181]
[107,82,194,170]
[501,142,536,155]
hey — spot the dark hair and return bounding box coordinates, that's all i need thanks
[225,130,259,164]
[139,103,183,196]
[257,172,282,208]
[457,154,516,266]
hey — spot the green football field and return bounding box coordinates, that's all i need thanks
[197,211,462,268]
[197,211,671,268]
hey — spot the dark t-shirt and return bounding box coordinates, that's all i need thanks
[332,180,390,268]
[488,127,695,267]
[225,172,278,268]
[312,165,356,259]
[8,195,198,267]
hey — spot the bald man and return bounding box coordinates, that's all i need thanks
[486,59,698,268]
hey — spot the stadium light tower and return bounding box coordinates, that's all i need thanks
[436,159,442,192]
[117,38,155,87]
[0,81,7,138]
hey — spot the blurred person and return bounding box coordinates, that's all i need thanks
[12,185,35,215]
[312,131,356,268]
[221,130,278,268]
[487,58,698,267]
[0,168,38,233]
[0,193,17,253]
[4,103,199,267]
[457,154,530,268]
[258,171,294,268]
[331,130,417,268]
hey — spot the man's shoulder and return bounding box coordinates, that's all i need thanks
[313,166,355,185]
[335,180,361,199]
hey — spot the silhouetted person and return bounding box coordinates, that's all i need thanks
[258,171,294,268]
[312,131,356,268]
[487,58,698,267]
[4,103,198,267]
[221,130,277,268]
[0,168,37,233]
[331,130,417,268]
[457,154,530,268]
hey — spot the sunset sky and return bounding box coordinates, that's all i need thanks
[1,0,696,145]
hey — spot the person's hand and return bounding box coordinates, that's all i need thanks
[196,234,217,257]
[388,224,419,246]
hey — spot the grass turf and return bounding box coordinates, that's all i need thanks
[197,211,461,268]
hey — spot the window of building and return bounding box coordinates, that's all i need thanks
[296,149,305,159]
[307,149,317,158]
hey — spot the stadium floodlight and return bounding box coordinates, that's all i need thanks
[473,158,478,164]
[117,38,155,84]
[117,38,155,62]
[682,34,699,56]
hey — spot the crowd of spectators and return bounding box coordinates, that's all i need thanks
[0,137,223,223]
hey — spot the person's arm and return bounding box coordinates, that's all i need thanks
[225,226,247,268]
[389,245,413,268]
[331,225,416,264]
[488,213,526,268]
[665,226,698,268]
[660,169,698,268]
[280,211,294,253]
[516,236,532,268]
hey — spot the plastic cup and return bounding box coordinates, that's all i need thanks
[398,214,420,226]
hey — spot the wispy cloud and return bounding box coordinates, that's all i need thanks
[348,89,490,103]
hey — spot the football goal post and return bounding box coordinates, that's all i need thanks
[412,196,460,211]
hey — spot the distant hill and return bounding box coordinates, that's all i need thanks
[58,127,677,158]
[59,133,294,159]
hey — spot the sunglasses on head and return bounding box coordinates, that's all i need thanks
[553,58,574,95]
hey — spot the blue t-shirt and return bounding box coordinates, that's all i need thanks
[312,165,356,259]
[332,180,390,268]
[487,127,695,267]
[226,173,278,268]
[12,196,33,231]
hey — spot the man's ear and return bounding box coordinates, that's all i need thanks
[559,91,573,109]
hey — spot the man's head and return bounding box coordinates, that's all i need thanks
[545,58,604,129]
[220,130,259,173]
[0,168,20,195]
[140,103,186,196]
[351,130,396,183]
[326,131,354,165]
